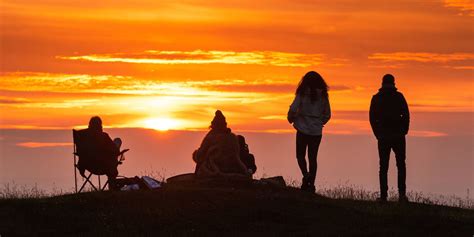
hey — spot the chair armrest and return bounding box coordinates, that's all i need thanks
[117,149,130,164]
[119,149,130,155]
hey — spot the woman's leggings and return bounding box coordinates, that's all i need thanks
[296,131,322,185]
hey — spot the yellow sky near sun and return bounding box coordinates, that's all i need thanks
[0,0,473,132]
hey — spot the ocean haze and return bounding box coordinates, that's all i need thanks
[0,112,472,197]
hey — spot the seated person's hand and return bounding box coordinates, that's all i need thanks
[79,168,86,178]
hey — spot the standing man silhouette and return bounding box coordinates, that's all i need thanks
[370,74,410,203]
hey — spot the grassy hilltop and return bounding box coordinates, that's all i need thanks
[0,180,473,236]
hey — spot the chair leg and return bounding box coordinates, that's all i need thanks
[101,179,109,191]
[74,163,78,193]
[78,173,92,193]
[78,173,99,193]
[86,178,99,191]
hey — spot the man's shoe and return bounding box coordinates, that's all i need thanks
[376,197,387,203]
[300,183,308,191]
[398,195,409,203]
[306,185,316,193]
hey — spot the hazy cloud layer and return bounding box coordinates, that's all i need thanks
[59,50,328,67]
[0,72,354,95]
[444,0,474,16]
[369,52,474,63]
[368,52,474,70]
[368,52,474,63]
[16,142,72,148]
[0,97,30,104]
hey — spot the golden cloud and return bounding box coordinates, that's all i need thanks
[0,72,353,98]
[58,50,324,67]
[0,97,30,104]
[445,65,474,70]
[444,0,474,16]
[1,72,340,95]
[368,52,474,63]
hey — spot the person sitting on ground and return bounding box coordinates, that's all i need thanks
[192,110,250,178]
[76,116,121,183]
[237,135,257,175]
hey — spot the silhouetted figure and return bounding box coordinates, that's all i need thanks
[287,71,331,193]
[76,116,121,182]
[370,74,410,203]
[237,135,257,175]
[193,110,250,178]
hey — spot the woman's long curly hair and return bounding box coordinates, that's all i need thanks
[295,71,329,102]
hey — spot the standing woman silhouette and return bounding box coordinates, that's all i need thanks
[287,71,331,192]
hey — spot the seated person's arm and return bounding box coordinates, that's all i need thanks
[195,133,213,162]
[102,133,120,156]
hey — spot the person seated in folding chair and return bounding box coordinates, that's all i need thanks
[75,116,127,190]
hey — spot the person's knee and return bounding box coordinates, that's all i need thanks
[379,162,389,172]
[395,152,406,163]
[308,158,317,166]
[296,154,306,161]
[396,159,406,169]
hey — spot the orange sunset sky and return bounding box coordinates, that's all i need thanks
[1,0,473,133]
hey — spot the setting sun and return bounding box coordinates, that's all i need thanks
[142,118,180,131]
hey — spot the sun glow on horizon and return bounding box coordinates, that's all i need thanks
[142,118,181,131]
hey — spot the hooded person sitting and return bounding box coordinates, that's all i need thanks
[193,110,250,178]
[76,116,121,181]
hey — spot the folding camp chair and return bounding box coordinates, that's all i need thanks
[72,129,129,193]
